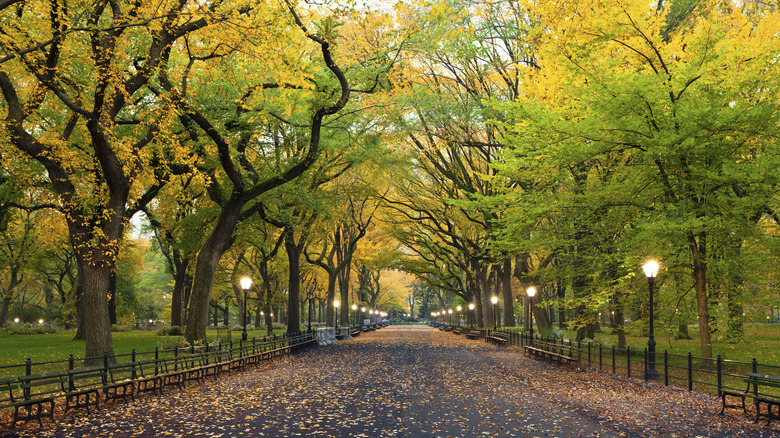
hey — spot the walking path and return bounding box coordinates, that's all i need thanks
[3,326,778,437]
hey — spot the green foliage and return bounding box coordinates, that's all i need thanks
[156,326,184,336]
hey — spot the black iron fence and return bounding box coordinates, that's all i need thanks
[0,331,316,422]
[480,328,780,399]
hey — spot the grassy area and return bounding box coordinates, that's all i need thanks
[0,327,287,369]
[563,323,780,366]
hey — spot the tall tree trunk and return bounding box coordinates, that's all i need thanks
[326,273,337,327]
[0,296,11,326]
[82,263,115,360]
[689,232,713,358]
[185,198,243,341]
[170,254,190,327]
[500,258,514,327]
[284,229,303,334]
[108,270,117,325]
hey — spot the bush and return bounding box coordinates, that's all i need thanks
[0,323,57,335]
[156,326,184,336]
[157,336,189,350]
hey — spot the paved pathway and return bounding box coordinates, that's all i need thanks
[3,326,778,437]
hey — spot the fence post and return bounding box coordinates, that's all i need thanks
[687,352,693,391]
[103,351,109,386]
[644,348,648,382]
[716,354,722,397]
[611,346,615,374]
[627,347,631,379]
[752,358,758,398]
[131,348,137,380]
[664,350,668,386]
[24,357,32,398]
[155,347,159,375]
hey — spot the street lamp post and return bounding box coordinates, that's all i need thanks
[491,296,498,330]
[352,304,358,327]
[448,309,453,326]
[456,306,462,326]
[240,277,252,341]
[643,260,660,380]
[307,292,314,333]
[526,287,537,338]
[334,300,340,328]
[361,307,366,327]
[468,303,475,328]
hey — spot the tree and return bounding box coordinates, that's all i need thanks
[499,0,780,356]
[0,0,253,359]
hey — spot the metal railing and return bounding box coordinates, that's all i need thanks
[0,331,316,414]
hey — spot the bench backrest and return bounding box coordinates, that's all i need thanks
[67,367,106,391]
[17,372,67,400]
[0,377,19,406]
[745,372,780,395]
[107,362,139,383]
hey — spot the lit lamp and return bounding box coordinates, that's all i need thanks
[14,317,19,324]
[526,287,537,338]
[643,260,660,380]
[352,304,358,327]
[240,277,252,341]
[468,303,475,328]
[491,296,499,330]
[334,300,340,328]
[456,306,462,326]
[448,309,453,326]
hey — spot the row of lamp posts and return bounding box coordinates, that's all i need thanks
[241,276,385,337]
[243,260,660,378]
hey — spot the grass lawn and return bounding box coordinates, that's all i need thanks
[0,327,287,370]
[566,323,780,366]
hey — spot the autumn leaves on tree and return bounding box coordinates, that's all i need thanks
[2,0,780,361]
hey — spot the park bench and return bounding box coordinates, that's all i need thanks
[64,367,102,414]
[524,340,580,366]
[453,327,463,335]
[0,373,60,426]
[104,362,139,404]
[486,331,510,346]
[444,326,454,332]
[721,372,780,425]
[464,329,482,340]
[133,358,165,396]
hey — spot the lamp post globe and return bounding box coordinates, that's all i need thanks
[240,277,252,341]
[526,287,537,338]
[490,296,499,330]
[643,260,660,380]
